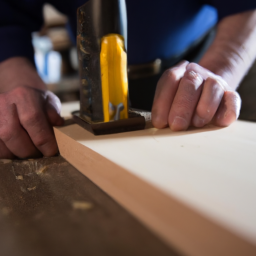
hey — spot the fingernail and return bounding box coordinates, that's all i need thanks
[193,115,206,127]
[224,110,237,120]
[188,71,203,84]
[171,116,188,131]
[152,115,168,128]
[151,110,168,129]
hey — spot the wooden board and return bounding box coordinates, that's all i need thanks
[54,120,256,256]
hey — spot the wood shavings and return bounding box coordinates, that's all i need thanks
[72,201,93,211]
[15,175,24,180]
[36,166,48,175]
[20,187,27,193]
[27,186,37,191]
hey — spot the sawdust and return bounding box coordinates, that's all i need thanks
[20,187,27,193]
[72,201,93,211]
[27,186,37,191]
[15,175,24,180]
[36,166,48,175]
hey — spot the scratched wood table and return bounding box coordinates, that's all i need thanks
[0,60,255,256]
[0,157,178,256]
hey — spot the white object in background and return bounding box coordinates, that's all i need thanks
[34,51,47,82]
[34,50,62,84]
[32,33,62,84]
[32,33,53,52]
[47,51,62,83]
[70,47,79,70]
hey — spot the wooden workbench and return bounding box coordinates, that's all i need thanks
[0,157,178,256]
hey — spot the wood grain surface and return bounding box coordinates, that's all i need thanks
[0,157,178,256]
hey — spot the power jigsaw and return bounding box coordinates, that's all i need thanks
[73,0,149,135]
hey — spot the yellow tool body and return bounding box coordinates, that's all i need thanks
[100,34,128,122]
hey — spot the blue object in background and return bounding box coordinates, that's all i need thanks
[32,33,61,83]
[127,2,218,64]
[1,0,256,66]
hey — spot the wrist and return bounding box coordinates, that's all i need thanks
[199,9,256,90]
[199,45,242,89]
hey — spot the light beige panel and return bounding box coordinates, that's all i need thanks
[55,119,256,256]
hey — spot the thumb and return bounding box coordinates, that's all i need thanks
[45,91,64,126]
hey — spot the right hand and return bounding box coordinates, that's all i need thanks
[152,61,241,130]
[0,57,64,159]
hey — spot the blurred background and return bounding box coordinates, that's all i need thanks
[32,4,79,103]
[33,4,256,121]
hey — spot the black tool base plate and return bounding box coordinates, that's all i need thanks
[72,110,146,135]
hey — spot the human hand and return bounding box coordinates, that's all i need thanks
[151,61,241,130]
[0,58,64,159]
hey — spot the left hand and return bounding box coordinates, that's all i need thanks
[151,61,241,130]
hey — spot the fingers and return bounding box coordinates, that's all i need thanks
[213,91,241,127]
[152,61,239,131]
[192,77,225,127]
[45,91,64,126]
[168,69,204,131]
[152,60,189,128]
[18,105,59,157]
[0,139,15,159]
[11,87,59,157]
[0,103,41,158]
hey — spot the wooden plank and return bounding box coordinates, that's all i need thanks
[54,120,256,256]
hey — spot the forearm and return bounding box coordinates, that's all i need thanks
[199,9,256,90]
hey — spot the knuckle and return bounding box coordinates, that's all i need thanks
[164,69,179,81]
[183,70,203,86]
[6,86,27,102]
[187,62,199,70]
[206,78,219,89]
[33,135,57,156]
[206,80,225,99]
[32,129,55,148]
[34,136,52,148]
[175,100,193,113]
[183,79,201,94]
[197,105,212,119]
[215,84,225,96]
[215,78,228,91]
[11,86,28,96]
[22,111,42,127]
